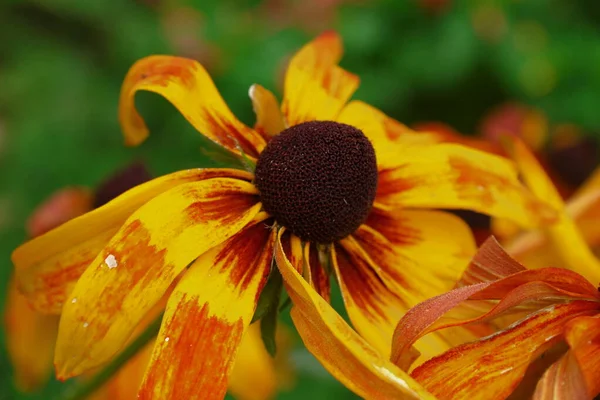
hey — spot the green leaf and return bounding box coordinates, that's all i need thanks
[251,261,282,323]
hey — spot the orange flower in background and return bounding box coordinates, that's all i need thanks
[391,237,600,400]
[12,31,554,399]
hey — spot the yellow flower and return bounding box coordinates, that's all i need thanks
[12,31,553,399]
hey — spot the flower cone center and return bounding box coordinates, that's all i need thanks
[255,121,378,243]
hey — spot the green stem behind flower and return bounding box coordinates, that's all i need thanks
[57,313,164,400]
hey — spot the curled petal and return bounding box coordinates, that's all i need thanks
[4,278,57,391]
[563,316,600,397]
[249,84,285,138]
[274,229,433,400]
[282,31,359,125]
[375,143,557,228]
[533,351,589,400]
[138,219,275,400]
[55,178,261,378]
[411,302,599,400]
[13,169,250,314]
[119,55,266,158]
[303,241,331,302]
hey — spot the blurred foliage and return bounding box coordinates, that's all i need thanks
[1,0,600,398]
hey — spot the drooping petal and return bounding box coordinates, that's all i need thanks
[4,277,57,391]
[506,138,600,284]
[282,31,359,126]
[138,218,275,400]
[119,55,266,158]
[337,101,442,169]
[13,168,252,314]
[249,84,285,138]
[334,209,475,359]
[375,143,557,228]
[532,351,589,400]
[273,229,433,400]
[55,177,262,378]
[303,241,331,302]
[411,302,599,400]
[563,316,600,397]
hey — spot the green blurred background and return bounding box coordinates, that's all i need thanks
[1,0,600,398]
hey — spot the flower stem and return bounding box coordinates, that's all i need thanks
[57,313,164,400]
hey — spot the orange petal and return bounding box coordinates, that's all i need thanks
[335,209,476,360]
[119,55,266,158]
[4,277,57,391]
[375,143,557,228]
[249,84,285,138]
[13,168,251,314]
[138,218,275,400]
[411,302,599,400]
[274,229,433,400]
[54,177,262,378]
[563,316,600,397]
[506,138,600,284]
[337,101,442,169]
[532,351,589,400]
[282,31,359,126]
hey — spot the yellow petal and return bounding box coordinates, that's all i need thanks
[138,217,275,400]
[249,84,285,138]
[4,277,57,391]
[119,55,266,158]
[375,143,557,228]
[55,177,261,378]
[506,138,600,284]
[282,31,359,126]
[274,229,434,400]
[13,168,251,314]
[338,209,476,361]
[337,101,442,169]
[412,302,598,400]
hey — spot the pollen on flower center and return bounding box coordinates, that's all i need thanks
[254,121,378,243]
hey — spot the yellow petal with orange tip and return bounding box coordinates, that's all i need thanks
[337,101,442,169]
[375,143,557,228]
[332,209,475,361]
[138,216,275,400]
[411,302,598,400]
[282,31,359,126]
[54,177,261,379]
[119,55,266,158]
[249,84,285,138]
[505,137,600,284]
[274,229,434,400]
[13,168,252,315]
[4,277,57,392]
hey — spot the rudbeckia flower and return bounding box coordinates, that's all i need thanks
[12,31,554,399]
[391,237,600,400]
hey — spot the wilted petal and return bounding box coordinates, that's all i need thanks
[274,229,433,400]
[411,302,599,400]
[249,84,285,138]
[375,143,557,228]
[138,219,275,400]
[282,31,359,126]
[335,209,475,359]
[55,177,261,378]
[4,278,57,391]
[13,169,250,314]
[119,55,266,158]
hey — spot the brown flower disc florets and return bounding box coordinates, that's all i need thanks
[254,121,378,243]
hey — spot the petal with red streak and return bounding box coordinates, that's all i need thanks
[274,229,433,400]
[55,177,262,378]
[249,84,285,138]
[375,143,557,228]
[12,168,252,314]
[336,209,475,359]
[119,55,266,158]
[411,302,598,400]
[282,31,359,126]
[138,218,275,400]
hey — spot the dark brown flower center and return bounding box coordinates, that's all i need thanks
[254,121,378,243]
